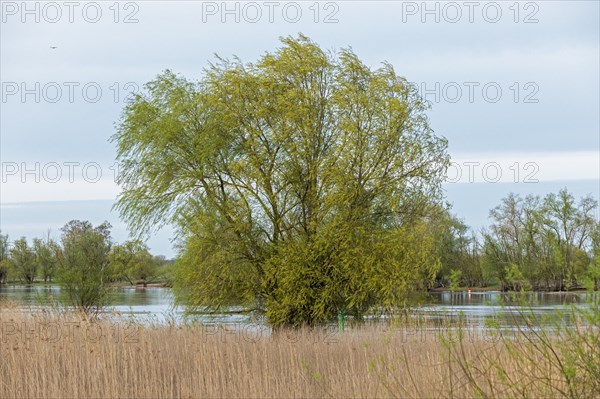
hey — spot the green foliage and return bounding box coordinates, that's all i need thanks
[436,189,598,292]
[9,237,36,284]
[33,233,57,283]
[113,35,449,326]
[54,220,114,314]
[264,220,439,327]
[505,263,531,291]
[0,232,9,283]
[172,209,263,311]
[580,224,600,291]
[153,256,173,286]
[449,269,462,291]
[431,210,483,288]
[108,240,159,284]
[483,190,598,291]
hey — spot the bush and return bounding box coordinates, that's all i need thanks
[54,220,114,315]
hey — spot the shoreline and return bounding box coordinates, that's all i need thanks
[1,281,595,295]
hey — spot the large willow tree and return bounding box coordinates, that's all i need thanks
[113,35,449,326]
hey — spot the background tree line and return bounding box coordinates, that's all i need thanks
[0,188,597,315]
[0,221,171,312]
[433,188,599,292]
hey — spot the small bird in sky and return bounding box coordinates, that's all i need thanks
[50,46,58,50]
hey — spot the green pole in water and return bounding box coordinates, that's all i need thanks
[337,311,345,332]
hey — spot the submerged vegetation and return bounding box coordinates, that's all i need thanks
[113,35,450,326]
[0,221,171,314]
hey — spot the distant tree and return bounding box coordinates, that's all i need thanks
[484,190,598,291]
[449,269,462,291]
[9,237,36,284]
[33,232,57,283]
[153,255,172,285]
[431,210,483,288]
[484,193,535,290]
[0,232,9,283]
[54,220,113,314]
[581,224,600,291]
[541,189,598,289]
[108,240,157,285]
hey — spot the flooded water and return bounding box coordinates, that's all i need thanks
[0,285,254,326]
[0,285,594,330]
[411,290,594,332]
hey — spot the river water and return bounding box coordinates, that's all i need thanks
[0,285,594,331]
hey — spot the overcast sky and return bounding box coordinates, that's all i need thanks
[1,0,599,257]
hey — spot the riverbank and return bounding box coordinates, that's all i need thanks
[430,286,595,293]
[0,281,169,289]
[430,286,501,292]
[1,306,597,398]
[3,280,592,294]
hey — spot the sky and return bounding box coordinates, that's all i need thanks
[1,0,599,258]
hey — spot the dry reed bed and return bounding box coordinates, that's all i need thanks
[0,305,595,399]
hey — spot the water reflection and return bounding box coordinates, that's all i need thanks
[411,290,593,331]
[0,285,593,330]
[423,290,590,306]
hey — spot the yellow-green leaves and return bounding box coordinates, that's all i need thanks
[113,35,449,326]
